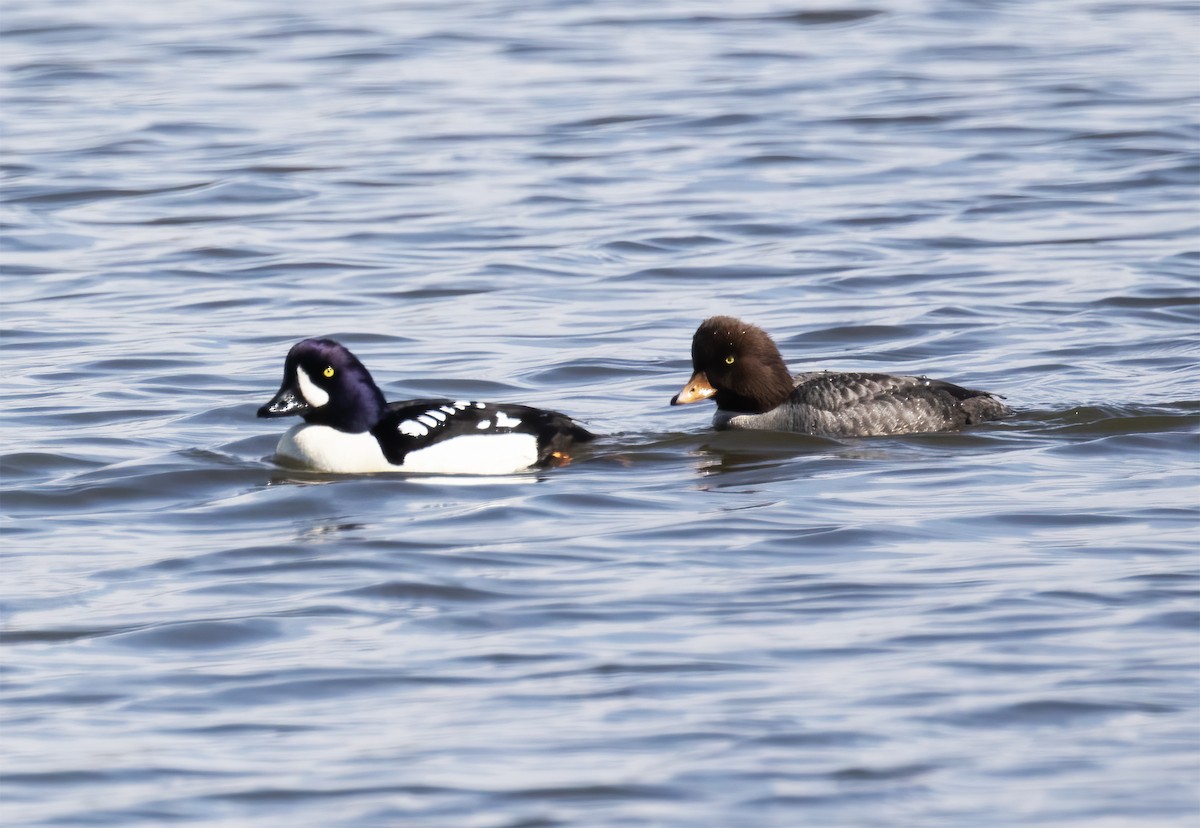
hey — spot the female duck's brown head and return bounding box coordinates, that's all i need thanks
[670,316,795,414]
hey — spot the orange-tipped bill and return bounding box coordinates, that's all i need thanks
[671,371,716,405]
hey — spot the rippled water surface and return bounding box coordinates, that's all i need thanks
[3,0,1198,825]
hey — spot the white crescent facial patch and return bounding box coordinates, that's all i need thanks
[296,365,330,408]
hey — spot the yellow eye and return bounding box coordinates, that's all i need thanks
[323,366,335,378]
[725,355,735,365]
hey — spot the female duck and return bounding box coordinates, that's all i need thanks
[259,338,593,474]
[670,316,1010,437]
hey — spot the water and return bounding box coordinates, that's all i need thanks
[2,0,1198,825]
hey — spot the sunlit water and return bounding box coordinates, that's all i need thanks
[3,0,1198,825]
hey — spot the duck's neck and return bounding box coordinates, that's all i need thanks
[717,360,794,413]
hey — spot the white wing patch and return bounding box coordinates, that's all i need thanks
[398,404,519,441]
[403,407,465,436]
[399,419,428,437]
[401,405,500,440]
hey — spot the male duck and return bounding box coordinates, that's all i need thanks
[671,316,1010,436]
[258,338,593,474]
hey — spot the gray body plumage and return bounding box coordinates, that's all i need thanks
[713,372,1011,437]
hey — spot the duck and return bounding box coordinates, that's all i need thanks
[258,338,594,474]
[670,316,1010,437]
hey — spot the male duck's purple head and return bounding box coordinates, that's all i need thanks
[257,338,387,433]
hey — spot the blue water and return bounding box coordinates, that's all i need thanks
[3,0,1198,825]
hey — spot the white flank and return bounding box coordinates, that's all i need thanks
[275,425,540,475]
[399,419,428,437]
[295,366,329,408]
[400,433,539,475]
[476,420,492,429]
[493,411,522,428]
